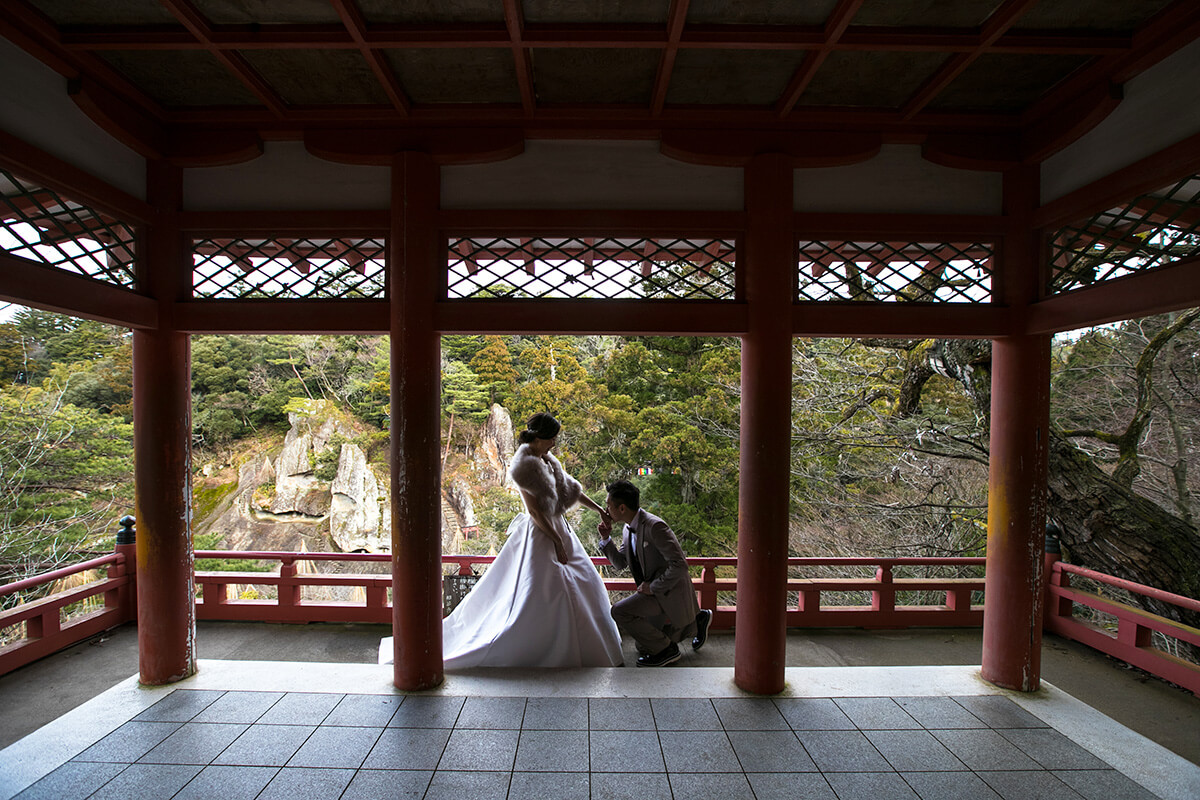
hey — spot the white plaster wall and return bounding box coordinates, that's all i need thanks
[0,39,145,199]
[1042,38,1200,204]
[182,141,391,210]
[441,140,743,210]
[794,144,1002,214]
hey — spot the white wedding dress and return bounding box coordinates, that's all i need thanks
[379,444,623,668]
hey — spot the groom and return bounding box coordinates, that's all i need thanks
[597,480,713,667]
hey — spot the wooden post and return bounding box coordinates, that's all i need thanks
[389,151,444,690]
[982,165,1049,692]
[133,160,196,685]
[735,153,794,694]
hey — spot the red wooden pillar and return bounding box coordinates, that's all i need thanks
[982,164,1050,692]
[389,151,444,690]
[735,153,794,694]
[133,160,196,685]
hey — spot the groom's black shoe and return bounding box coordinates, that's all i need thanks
[636,643,681,668]
[692,609,713,651]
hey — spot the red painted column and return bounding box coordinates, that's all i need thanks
[982,164,1050,692]
[735,153,794,694]
[982,334,1050,690]
[389,151,444,690]
[133,160,196,684]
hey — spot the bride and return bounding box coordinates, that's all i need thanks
[380,412,623,668]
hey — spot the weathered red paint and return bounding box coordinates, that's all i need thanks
[390,152,445,690]
[735,154,794,694]
[982,334,1051,691]
[133,327,196,685]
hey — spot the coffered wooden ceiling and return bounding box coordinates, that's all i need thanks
[3,0,1198,167]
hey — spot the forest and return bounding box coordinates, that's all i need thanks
[1,306,1199,642]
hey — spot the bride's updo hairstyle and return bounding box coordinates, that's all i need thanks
[519,412,561,444]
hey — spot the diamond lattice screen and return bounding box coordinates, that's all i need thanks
[796,240,993,303]
[0,168,137,288]
[446,237,737,300]
[1049,175,1200,295]
[192,237,386,299]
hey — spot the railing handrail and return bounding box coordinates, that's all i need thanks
[197,551,986,568]
[1052,561,1200,614]
[0,553,123,599]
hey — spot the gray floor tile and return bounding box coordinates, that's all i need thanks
[323,693,403,727]
[137,721,247,765]
[980,770,1087,800]
[590,729,666,772]
[998,728,1108,770]
[439,728,520,771]
[286,725,383,768]
[835,697,921,729]
[746,772,838,800]
[930,729,1043,771]
[896,697,987,729]
[865,729,967,772]
[824,771,920,800]
[650,698,722,730]
[212,723,314,766]
[192,690,285,724]
[953,696,1047,729]
[669,771,756,800]
[86,763,202,800]
[590,771,672,800]
[774,698,856,730]
[509,770,590,799]
[713,697,790,730]
[658,730,741,772]
[424,770,510,800]
[342,769,433,799]
[72,720,182,763]
[727,730,816,772]
[388,695,464,728]
[362,726,451,770]
[522,696,588,730]
[794,729,892,772]
[1051,769,1161,800]
[256,692,343,725]
[590,697,656,731]
[173,765,278,799]
[12,761,126,800]
[255,766,356,800]
[458,696,527,729]
[901,771,1003,800]
[514,729,589,772]
[133,689,225,722]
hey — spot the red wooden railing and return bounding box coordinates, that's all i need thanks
[0,542,136,675]
[3,541,1199,696]
[1044,556,1200,694]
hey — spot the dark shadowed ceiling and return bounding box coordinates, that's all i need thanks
[2,0,1198,165]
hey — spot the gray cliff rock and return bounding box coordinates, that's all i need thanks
[330,442,386,552]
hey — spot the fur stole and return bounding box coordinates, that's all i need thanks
[508,443,583,517]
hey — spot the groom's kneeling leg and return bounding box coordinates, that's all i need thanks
[611,593,671,654]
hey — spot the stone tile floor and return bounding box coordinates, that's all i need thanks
[2,663,1197,800]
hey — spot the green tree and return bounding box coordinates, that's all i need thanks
[469,335,518,405]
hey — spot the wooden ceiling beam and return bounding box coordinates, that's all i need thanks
[157,0,288,118]
[502,0,535,115]
[776,0,865,117]
[55,26,1132,55]
[329,0,411,116]
[650,0,690,116]
[899,0,1042,121]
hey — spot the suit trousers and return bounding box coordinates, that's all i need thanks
[611,591,674,654]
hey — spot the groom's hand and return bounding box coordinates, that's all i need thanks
[636,582,653,596]
[597,519,612,537]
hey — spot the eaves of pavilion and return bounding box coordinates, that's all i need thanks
[1,1,1199,694]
